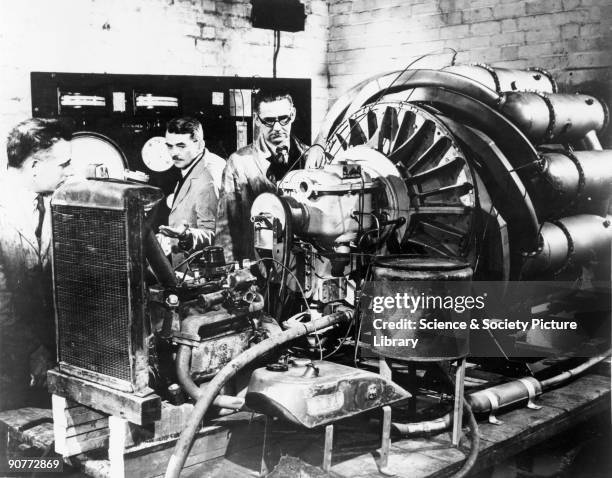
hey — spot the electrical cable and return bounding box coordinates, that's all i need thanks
[323,312,355,359]
[273,30,280,78]
[256,257,309,312]
[172,249,204,271]
[324,49,459,168]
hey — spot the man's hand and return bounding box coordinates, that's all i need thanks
[155,233,173,256]
[158,224,194,250]
[158,223,189,238]
[29,345,53,388]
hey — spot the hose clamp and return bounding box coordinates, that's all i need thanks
[551,219,575,276]
[517,377,542,410]
[482,390,503,425]
[593,94,610,131]
[527,67,558,93]
[559,150,586,215]
[475,63,501,94]
[536,92,557,143]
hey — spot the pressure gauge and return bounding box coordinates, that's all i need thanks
[142,136,173,172]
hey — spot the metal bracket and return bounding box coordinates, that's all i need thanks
[483,390,504,425]
[518,378,543,410]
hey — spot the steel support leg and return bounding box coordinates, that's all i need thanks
[452,357,466,447]
[322,424,334,472]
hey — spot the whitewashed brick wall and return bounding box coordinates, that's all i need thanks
[326,0,611,107]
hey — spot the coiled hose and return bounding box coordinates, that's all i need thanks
[165,309,352,478]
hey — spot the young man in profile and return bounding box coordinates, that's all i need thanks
[0,118,73,410]
[216,89,307,263]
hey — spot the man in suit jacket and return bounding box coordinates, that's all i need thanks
[216,89,307,263]
[0,118,74,410]
[158,117,223,262]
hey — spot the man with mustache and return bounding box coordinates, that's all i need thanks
[158,117,224,262]
[217,89,307,262]
[0,118,74,410]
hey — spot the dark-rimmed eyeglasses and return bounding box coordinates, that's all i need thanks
[257,114,293,127]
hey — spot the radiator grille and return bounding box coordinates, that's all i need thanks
[53,205,132,382]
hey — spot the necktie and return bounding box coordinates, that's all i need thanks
[35,194,45,247]
[266,147,290,183]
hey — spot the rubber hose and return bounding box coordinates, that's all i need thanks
[165,309,351,478]
[454,402,480,478]
[176,344,246,410]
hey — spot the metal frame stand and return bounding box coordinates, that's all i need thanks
[378,358,393,475]
[377,356,467,475]
[260,417,335,476]
[260,416,271,477]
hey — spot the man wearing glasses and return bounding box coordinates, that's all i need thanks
[217,88,307,262]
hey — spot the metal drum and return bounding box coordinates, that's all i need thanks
[367,256,473,361]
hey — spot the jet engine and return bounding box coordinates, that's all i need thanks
[250,65,612,356]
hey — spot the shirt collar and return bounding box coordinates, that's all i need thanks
[256,135,292,162]
[180,150,205,177]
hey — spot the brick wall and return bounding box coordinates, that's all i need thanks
[0,0,329,166]
[327,0,612,106]
[1,0,611,164]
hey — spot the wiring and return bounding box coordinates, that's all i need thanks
[172,249,206,286]
[322,314,355,360]
[255,257,328,360]
[173,250,204,271]
[256,257,310,312]
[325,48,462,168]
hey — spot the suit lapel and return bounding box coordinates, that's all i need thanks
[170,157,204,215]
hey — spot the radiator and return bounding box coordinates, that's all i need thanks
[51,179,163,394]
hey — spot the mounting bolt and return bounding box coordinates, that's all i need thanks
[166,294,179,308]
[366,384,379,400]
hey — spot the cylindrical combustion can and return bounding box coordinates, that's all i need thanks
[364,256,473,361]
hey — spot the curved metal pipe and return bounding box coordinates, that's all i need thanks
[391,350,609,437]
[384,352,603,477]
[584,130,603,150]
[390,402,481,478]
[468,349,610,417]
[176,345,201,400]
[391,413,451,435]
[176,344,246,410]
[144,228,178,288]
[540,349,611,390]
[165,309,352,478]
